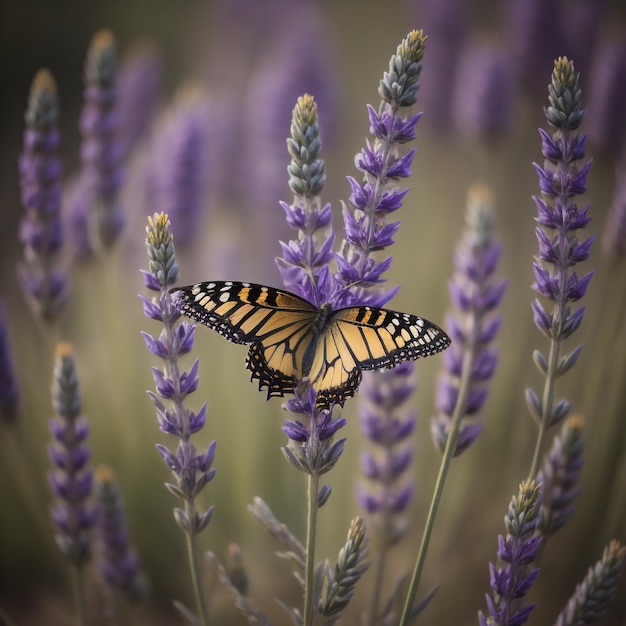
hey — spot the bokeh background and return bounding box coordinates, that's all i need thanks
[1,0,625,624]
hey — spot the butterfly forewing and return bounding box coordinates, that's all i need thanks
[175,281,319,398]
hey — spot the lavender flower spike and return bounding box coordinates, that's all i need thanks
[72,30,125,256]
[431,183,506,456]
[334,29,426,309]
[526,58,593,478]
[479,480,542,626]
[537,414,583,539]
[357,362,417,624]
[18,68,69,323]
[95,464,147,605]
[141,212,213,625]
[277,95,346,471]
[149,84,210,249]
[48,342,96,567]
[554,540,626,626]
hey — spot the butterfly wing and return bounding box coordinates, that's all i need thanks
[308,305,451,408]
[174,281,319,398]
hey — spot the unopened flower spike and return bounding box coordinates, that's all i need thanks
[431,183,506,456]
[71,29,125,256]
[537,414,584,539]
[48,343,96,568]
[554,540,626,626]
[18,69,69,323]
[95,465,147,604]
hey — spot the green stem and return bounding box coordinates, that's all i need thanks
[528,335,561,479]
[398,348,475,626]
[303,471,320,626]
[185,501,210,626]
[71,565,87,626]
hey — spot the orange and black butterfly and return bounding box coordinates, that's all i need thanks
[174,281,450,409]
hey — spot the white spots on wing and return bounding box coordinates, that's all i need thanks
[219,291,231,303]
[401,328,411,342]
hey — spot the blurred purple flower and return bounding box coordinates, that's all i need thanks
[479,480,542,626]
[504,0,563,91]
[431,184,506,456]
[603,157,626,259]
[95,465,147,604]
[0,302,19,422]
[141,212,215,535]
[17,69,69,323]
[357,362,416,539]
[245,4,337,280]
[526,58,593,476]
[413,0,469,132]
[586,40,626,155]
[452,41,516,141]
[70,30,125,257]
[537,415,584,539]
[146,85,210,249]
[117,39,162,153]
[48,343,96,567]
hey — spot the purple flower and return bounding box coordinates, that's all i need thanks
[48,343,96,567]
[141,213,215,535]
[95,465,147,604]
[452,41,517,140]
[603,157,626,258]
[554,540,626,626]
[70,30,125,257]
[146,85,210,248]
[333,30,427,309]
[0,302,19,422]
[17,69,69,323]
[586,39,626,155]
[537,415,584,538]
[117,39,162,153]
[526,58,593,477]
[357,362,416,540]
[276,94,333,306]
[431,184,506,456]
[479,480,542,626]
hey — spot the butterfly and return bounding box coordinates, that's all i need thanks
[173,281,450,409]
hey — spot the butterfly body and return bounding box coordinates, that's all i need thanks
[174,281,450,408]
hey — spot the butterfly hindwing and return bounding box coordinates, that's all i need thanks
[175,281,319,398]
[309,305,451,408]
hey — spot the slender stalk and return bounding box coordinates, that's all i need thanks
[399,348,475,626]
[71,566,87,626]
[303,470,320,626]
[528,335,561,478]
[184,500,210,626]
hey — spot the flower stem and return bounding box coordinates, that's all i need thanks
[71,566,86,626]
[528,334,561,478]
[399,347,475,626]
[303,470,320,626]
[185,500,210,626]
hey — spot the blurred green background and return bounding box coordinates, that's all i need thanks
[1,0,625,624]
